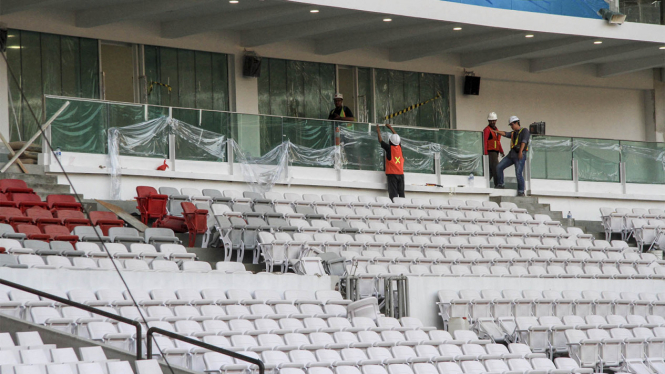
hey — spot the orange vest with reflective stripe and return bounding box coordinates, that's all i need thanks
[385,145,404,175]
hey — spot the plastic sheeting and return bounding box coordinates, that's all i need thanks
[108,116,226,199]
[339,124,483,175]
[441,0,607,18]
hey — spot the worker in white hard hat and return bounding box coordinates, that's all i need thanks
[328,93,355,122]
[482,112,504,187]
[490,115,530,196]
[376,123,404,201]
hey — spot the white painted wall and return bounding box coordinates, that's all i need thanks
[456,72,648,141]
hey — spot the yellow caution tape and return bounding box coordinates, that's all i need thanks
[384,93,442,121]
[147,81,172,95]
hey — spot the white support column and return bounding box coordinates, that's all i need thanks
[0,51,10,150]
[654,69,665,142]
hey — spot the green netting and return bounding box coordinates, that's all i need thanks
[147,106,169,120]
[573,138,620,182]
[357,68,373,122]
[258,58,336,119]
[172,108,199,127]
[195,51,213,110]
[109,103,144,128]
[621,141,665,184]
[530,136,573,180]
[48,98,107,154]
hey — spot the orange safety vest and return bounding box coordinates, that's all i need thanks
[385,145,404,175]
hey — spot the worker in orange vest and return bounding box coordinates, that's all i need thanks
[483,112,504,187]
[376,123,404,201]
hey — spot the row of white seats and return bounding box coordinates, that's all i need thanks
[350,263,662,282]
[259,233,621,254]
[341,248,657,266]
[6,255,223,272]
[0,239,194,261]
[0,331,164,374]
[439,289,665,321]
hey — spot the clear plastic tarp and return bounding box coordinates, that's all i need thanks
[108,116,226,199]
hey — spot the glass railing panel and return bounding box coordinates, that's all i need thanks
[340,123,384,172]
[530,136,573,180]
[108,102,144,128]
[621,141,665,184]
[394,127,438,174]
[172,108,200,128]
[147,105,168,120]
[437,129,484,176]
[573,138,620,182]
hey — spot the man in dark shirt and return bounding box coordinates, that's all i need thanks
[491,116,530,196]
[328,93,355,122]
[376,123,404,201]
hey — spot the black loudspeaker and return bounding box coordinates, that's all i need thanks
[463,76,480,95]
[242,54,262,78]
[530,122,546,135]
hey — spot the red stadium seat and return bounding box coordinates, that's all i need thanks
[182,202,208,247]
[0,179,34,196]
[153,215,187,233]
[43,225,79,245]
[46,194,82,212]
[0,193,18,208]
[11,193,48,212]
[54,210,91,231]
[136,186,168,224]
[25,207,62,230]
[16,224,51,241]
[89,211,124,235]
[0,207,32,229]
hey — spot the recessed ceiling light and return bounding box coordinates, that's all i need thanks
[229,0,238,3]
[594,40,603,44]
[660,46,665,50]
[525,34,534,38]
[453,27,462,31]
[383,18,392,22]
[310,9,319,13]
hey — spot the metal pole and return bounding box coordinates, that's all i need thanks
[620,162,626,194]
[168,133,176,172]
[227,140,234,175]
[435,152,442,186]
[483,154,489,188]
[2,101,70,173]
[572,159,579,193]
[525,155,532,195]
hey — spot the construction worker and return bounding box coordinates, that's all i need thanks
[328,93,355,122]
[491,116,530,196]
[483,112,504,187]
[376,123,404,201]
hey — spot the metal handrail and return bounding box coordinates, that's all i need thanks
[147,327,265,374]
[0,278,143,359]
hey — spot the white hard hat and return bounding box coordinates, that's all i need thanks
[509,116,520,124]
[487,112,497,121]
[390,134,401,146]
[334,93,343,100]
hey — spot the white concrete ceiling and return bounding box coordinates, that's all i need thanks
[1,0,664,77]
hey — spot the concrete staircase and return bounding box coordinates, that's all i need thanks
[490,195,601,239]
[0,170,78,200]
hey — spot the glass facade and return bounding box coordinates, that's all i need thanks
[7,30,99,143]
[143,46,229,112]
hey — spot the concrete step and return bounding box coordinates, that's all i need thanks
[0,172,56,185]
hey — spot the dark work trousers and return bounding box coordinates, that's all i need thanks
[488,151,500,186]
[387,174,405,201]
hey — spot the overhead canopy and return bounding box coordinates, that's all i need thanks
[1,0,664,76]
